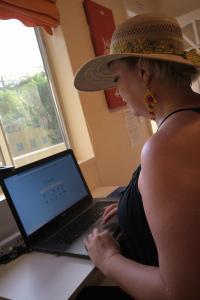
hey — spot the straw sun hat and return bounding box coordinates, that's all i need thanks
[74,13,200,92]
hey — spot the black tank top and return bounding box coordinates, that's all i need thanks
[118,107,200,266]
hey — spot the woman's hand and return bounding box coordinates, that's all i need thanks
[84,228,121,275]
[101,203,118,224]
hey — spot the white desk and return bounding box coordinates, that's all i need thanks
[0,252,96,300]
[0,186,118,300]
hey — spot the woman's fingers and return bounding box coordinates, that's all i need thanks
[102,203,117,216]
[84,228,99,245]
[102,208,117,224]
[83,227,121,273]
[102,204,118,224]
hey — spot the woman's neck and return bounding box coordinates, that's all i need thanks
[153,84,200,126]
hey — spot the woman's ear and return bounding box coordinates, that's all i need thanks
[138,67,151,86]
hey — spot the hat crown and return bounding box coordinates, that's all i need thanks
[110,13,184,56]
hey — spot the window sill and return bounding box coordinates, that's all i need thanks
[0,193,5,202]
[91,186,118,198]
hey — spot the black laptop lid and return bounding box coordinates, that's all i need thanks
[1,150,91,239]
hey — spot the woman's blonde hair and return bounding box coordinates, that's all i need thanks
[122,57,199,87]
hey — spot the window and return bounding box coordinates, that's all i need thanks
[0,19,68,168]
[177,10,200,94]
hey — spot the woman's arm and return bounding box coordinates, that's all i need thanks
[85,128,200,300]
[85,229,169,300]
[105,253,169,300]
[139,131,200,300]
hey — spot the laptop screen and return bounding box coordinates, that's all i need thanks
[3,152,89,236]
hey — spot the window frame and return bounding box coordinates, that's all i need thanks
[0,24,71,169]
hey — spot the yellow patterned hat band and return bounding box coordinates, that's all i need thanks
[110,38,200,65]
[184,49,200,65]
[110,38,184,56]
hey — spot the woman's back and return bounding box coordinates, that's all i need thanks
[139,107,200,299]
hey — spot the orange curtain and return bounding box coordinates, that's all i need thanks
[0,0,60,34]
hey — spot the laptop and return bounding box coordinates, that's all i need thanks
[0,149,120,258]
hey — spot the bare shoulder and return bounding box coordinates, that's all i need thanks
[139,119,200,299]
[140,116,200,224]
[142,116,200,163]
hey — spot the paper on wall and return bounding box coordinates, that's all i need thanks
[123,105,150,148]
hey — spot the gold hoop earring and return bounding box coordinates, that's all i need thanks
[144,89,157,120]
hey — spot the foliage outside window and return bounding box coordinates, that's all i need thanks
[0,19,67,167]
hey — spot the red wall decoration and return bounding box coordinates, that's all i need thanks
[83,0,126,109]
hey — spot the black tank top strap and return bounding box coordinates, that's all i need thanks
[158,107,200,130]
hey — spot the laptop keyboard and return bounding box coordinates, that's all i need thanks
[48,201,110,245]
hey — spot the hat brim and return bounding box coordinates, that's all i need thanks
[74,52,200,92]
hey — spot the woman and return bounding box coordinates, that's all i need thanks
[74,13,200,299]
